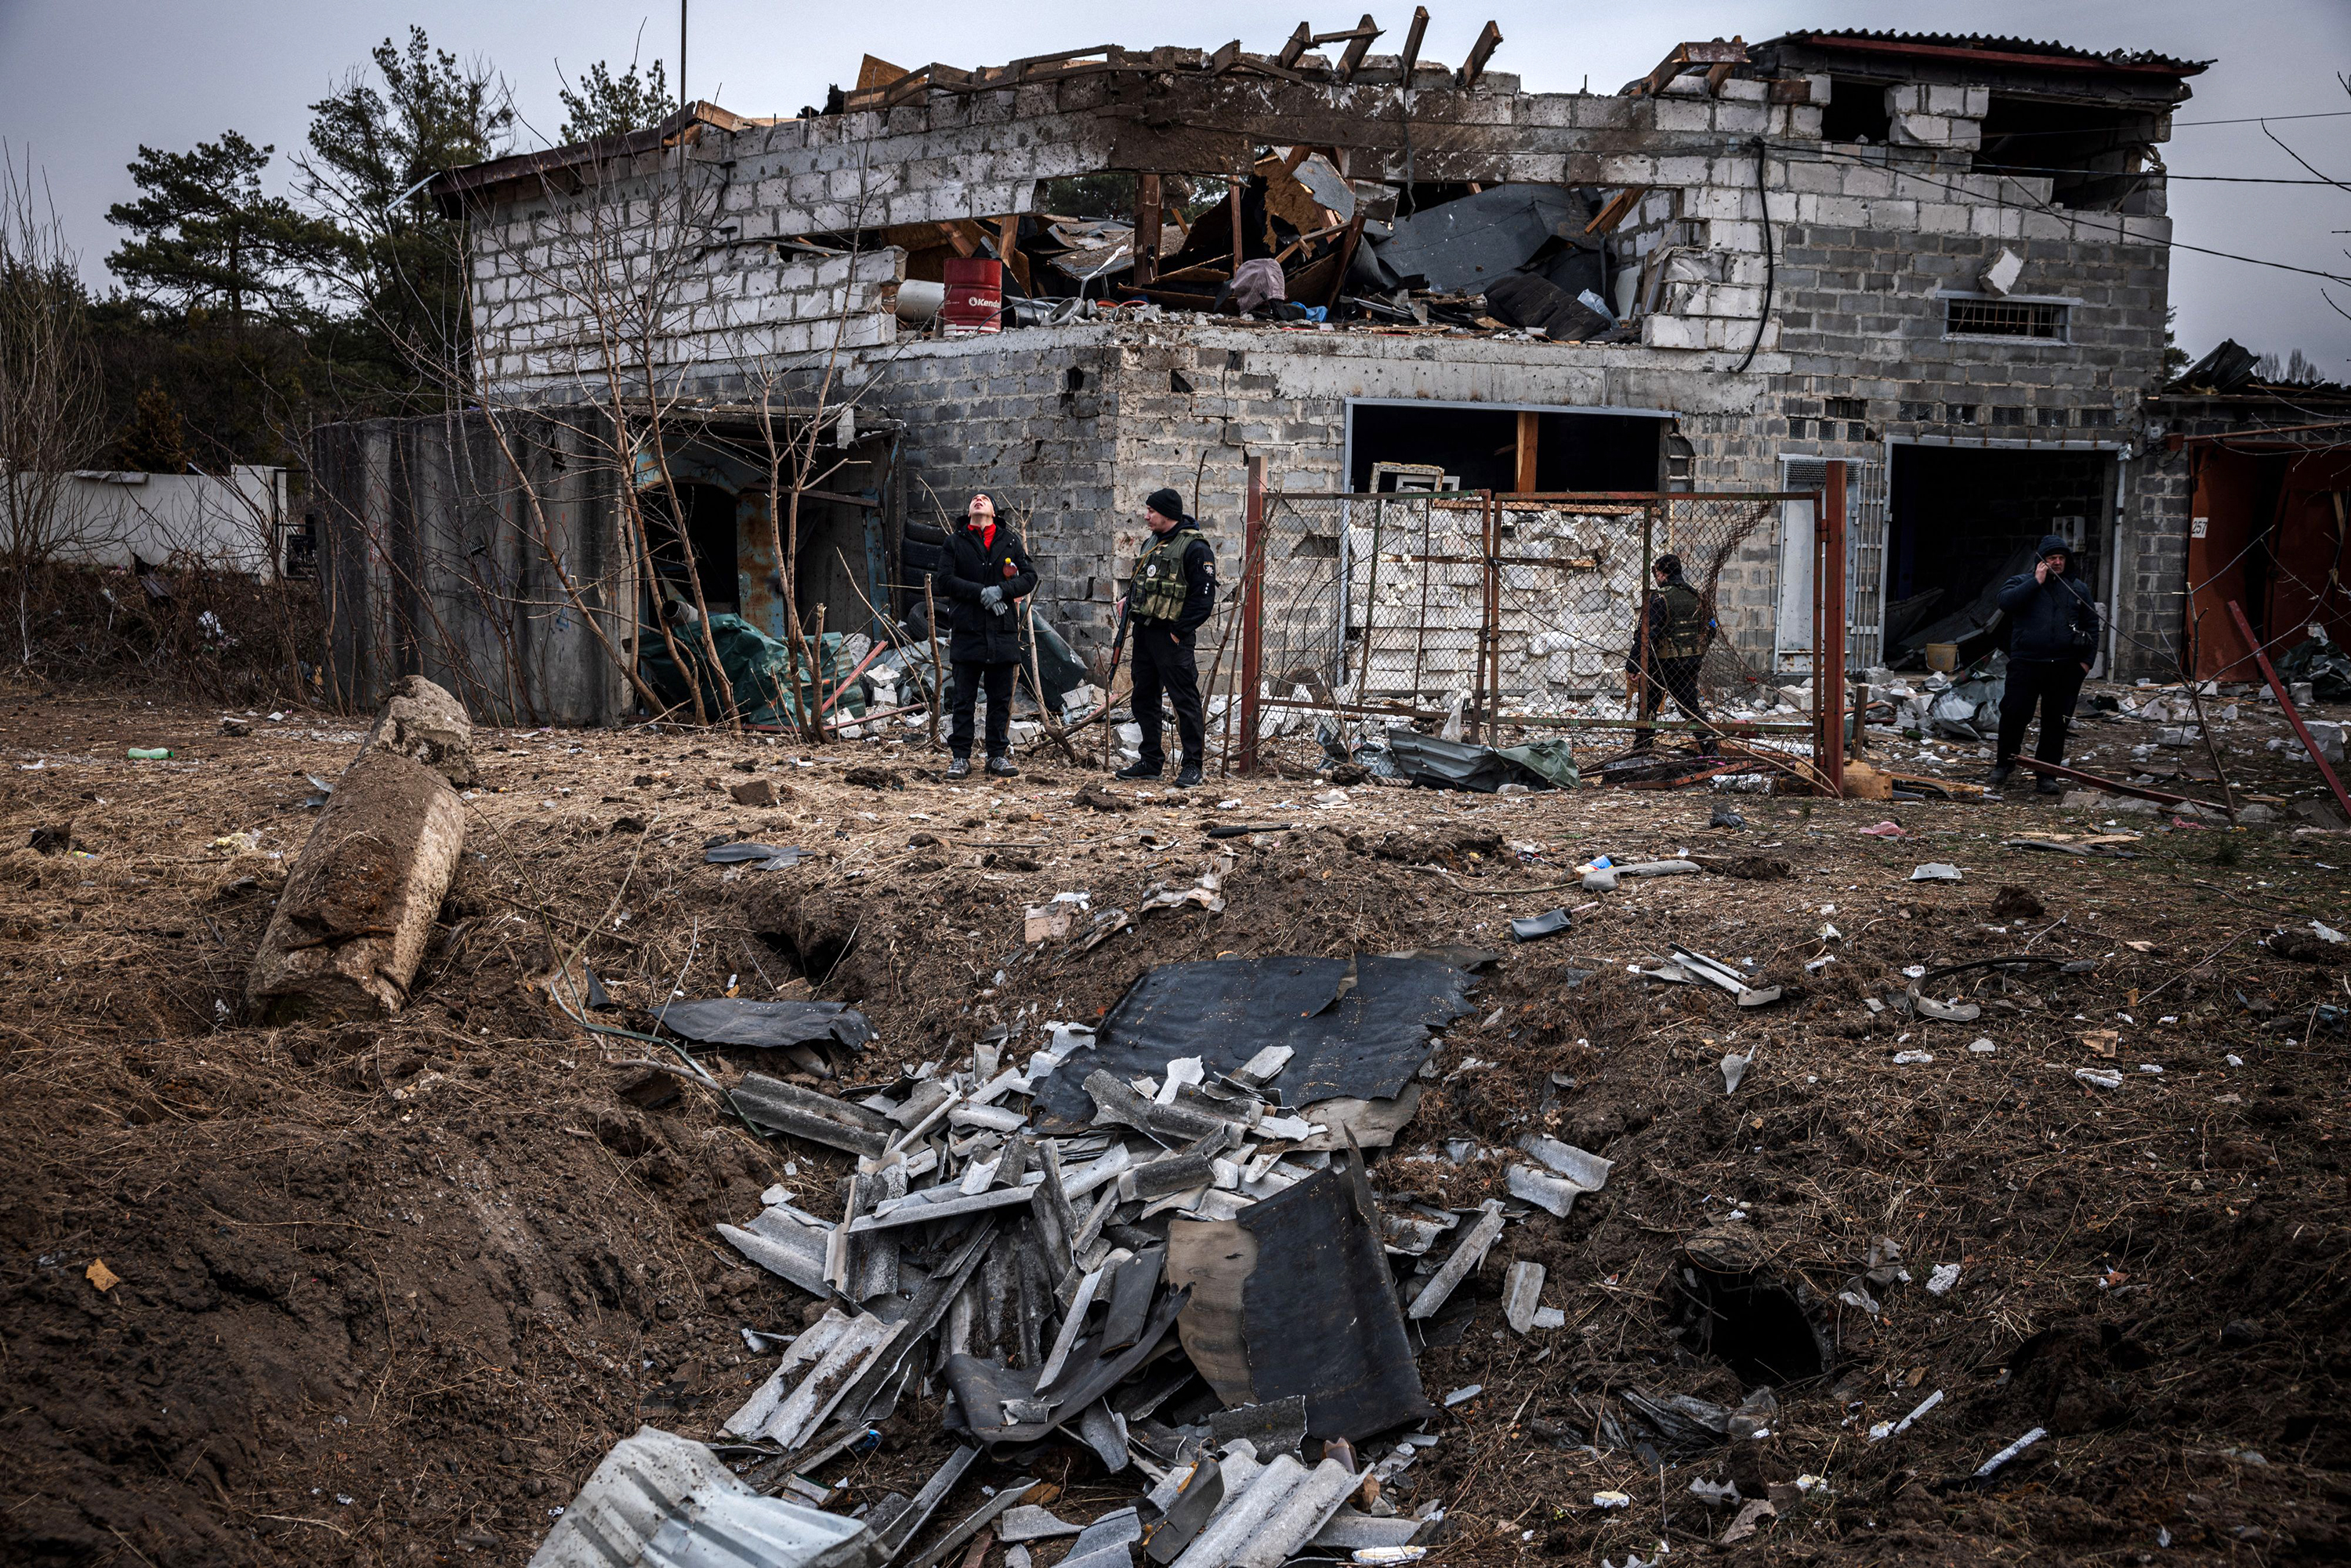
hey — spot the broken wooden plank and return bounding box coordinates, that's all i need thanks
[1586,186,1650,236]
[1457,20,1503,88]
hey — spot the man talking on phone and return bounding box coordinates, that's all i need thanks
[1989,533,2099,794]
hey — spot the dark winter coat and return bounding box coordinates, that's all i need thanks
[932,521,1038,664]
[1995,534,2099,663]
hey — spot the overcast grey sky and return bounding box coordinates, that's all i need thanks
[4,0,2348,368]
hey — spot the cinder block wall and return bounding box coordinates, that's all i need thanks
[456,59,2186,681]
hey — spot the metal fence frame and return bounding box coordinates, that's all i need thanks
[1233,471,1860,793]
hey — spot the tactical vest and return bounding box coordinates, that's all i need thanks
[1130,525,1203,622]
[1654,581,1711,661]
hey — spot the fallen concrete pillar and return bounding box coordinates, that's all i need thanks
[248,683,470,1021]
[364,673,476,785]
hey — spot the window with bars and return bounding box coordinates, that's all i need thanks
[1943,296,2070,340]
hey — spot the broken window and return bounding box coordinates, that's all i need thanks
[1976,96,2168,212]
[1346,404,1663,494]
[1818,77,1893,143]
[1944,296,2069,341]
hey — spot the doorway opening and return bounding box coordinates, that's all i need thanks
[642,480,741,614]
[1347,403,1665,494]
[1884,445,2112,670]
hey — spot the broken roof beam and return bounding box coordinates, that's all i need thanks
[1585,185,1650,236]
[1318,16,1383,82]
[1457,21,1503,89]
[1631,38,1748,97]
[1279,23,1313,70]
[1397,7,1429,77]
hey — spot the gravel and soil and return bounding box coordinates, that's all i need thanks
[2,683,2346,1568]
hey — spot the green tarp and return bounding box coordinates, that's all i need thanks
[638,614,866,726]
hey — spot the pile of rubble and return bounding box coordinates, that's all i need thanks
[535,951,1624,1568]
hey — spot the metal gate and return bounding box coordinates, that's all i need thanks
[1235,485,1826,776]
[1778,456,1888,672]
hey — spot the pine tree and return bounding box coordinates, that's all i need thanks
[117,381,192,474]
[294,27,514,401]
[557,58,675,143]
[104,132,337,325]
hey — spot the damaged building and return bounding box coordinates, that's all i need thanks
[317,23,2204,722]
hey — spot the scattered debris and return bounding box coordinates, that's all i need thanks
[1909,863,1963,882]
[530,1425,880,1568]
[1509,908,1570,943]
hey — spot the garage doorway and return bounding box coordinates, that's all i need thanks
[1884,444,2114,671]
[1345,401,1667,493]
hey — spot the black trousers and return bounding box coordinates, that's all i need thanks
[949,660,1016,759]
[1997,657,2086,765]
[1130,622,1204,768]
[1632,656,1715,751]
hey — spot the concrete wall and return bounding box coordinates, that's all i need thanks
[49,466,287,577]
[313,412,634,727]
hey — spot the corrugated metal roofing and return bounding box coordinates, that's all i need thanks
[1763,30,2207,77]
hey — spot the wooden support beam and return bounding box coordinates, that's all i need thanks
[1586,185,1650,236]
[1229,176,1244,279]
[1335,15,1382,81]
[996,214,1031,295]
[1514,411,1539,495]
[1279,22,1312,69]
[1208,39,1241,74]
[1458,21,1503,88]
[1135,173,1162,286]
[1398,6,1429,76]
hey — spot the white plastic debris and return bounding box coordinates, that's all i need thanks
[1591,1492,1632,1509]
[1720,1052,1751,1093]
[1910,864,1963,882]
[1925,1263,1961,1296]
[1868,1389,1944,1442]
[1893,1051,1934,1065]
[2074,1067,2125,1089]
[1968,1038,1997,1054]
[2313,922,2346,944]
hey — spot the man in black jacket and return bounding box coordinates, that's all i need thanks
[931,492,1037,779]
[1990,532,2100,793]
[1114,488,1216,788]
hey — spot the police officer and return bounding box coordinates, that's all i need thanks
[1627,553,1717,755]
[932,491,1036,779]
[1115,488,1216,788]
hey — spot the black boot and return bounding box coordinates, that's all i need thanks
[986,755,1019,777]
[2034,775,2063,796]
[1115,759,1161,780]
[1173,762,1204,788]
[1987,762,2013,788]
[946,755,971,780]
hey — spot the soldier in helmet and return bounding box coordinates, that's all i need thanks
[1626,552,1719,755]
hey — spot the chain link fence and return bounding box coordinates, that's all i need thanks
[1236,487,1825,780]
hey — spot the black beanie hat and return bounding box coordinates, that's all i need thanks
[1654,552,1685,578]
[966,491,998,523]
[1145,487,1186,523]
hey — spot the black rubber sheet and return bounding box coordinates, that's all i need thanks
[1167,1159,1430,1442]
[654,998,873,1051]
[1027,955,1474,1130]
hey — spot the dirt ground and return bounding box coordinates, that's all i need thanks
[3,680,2347,1568]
